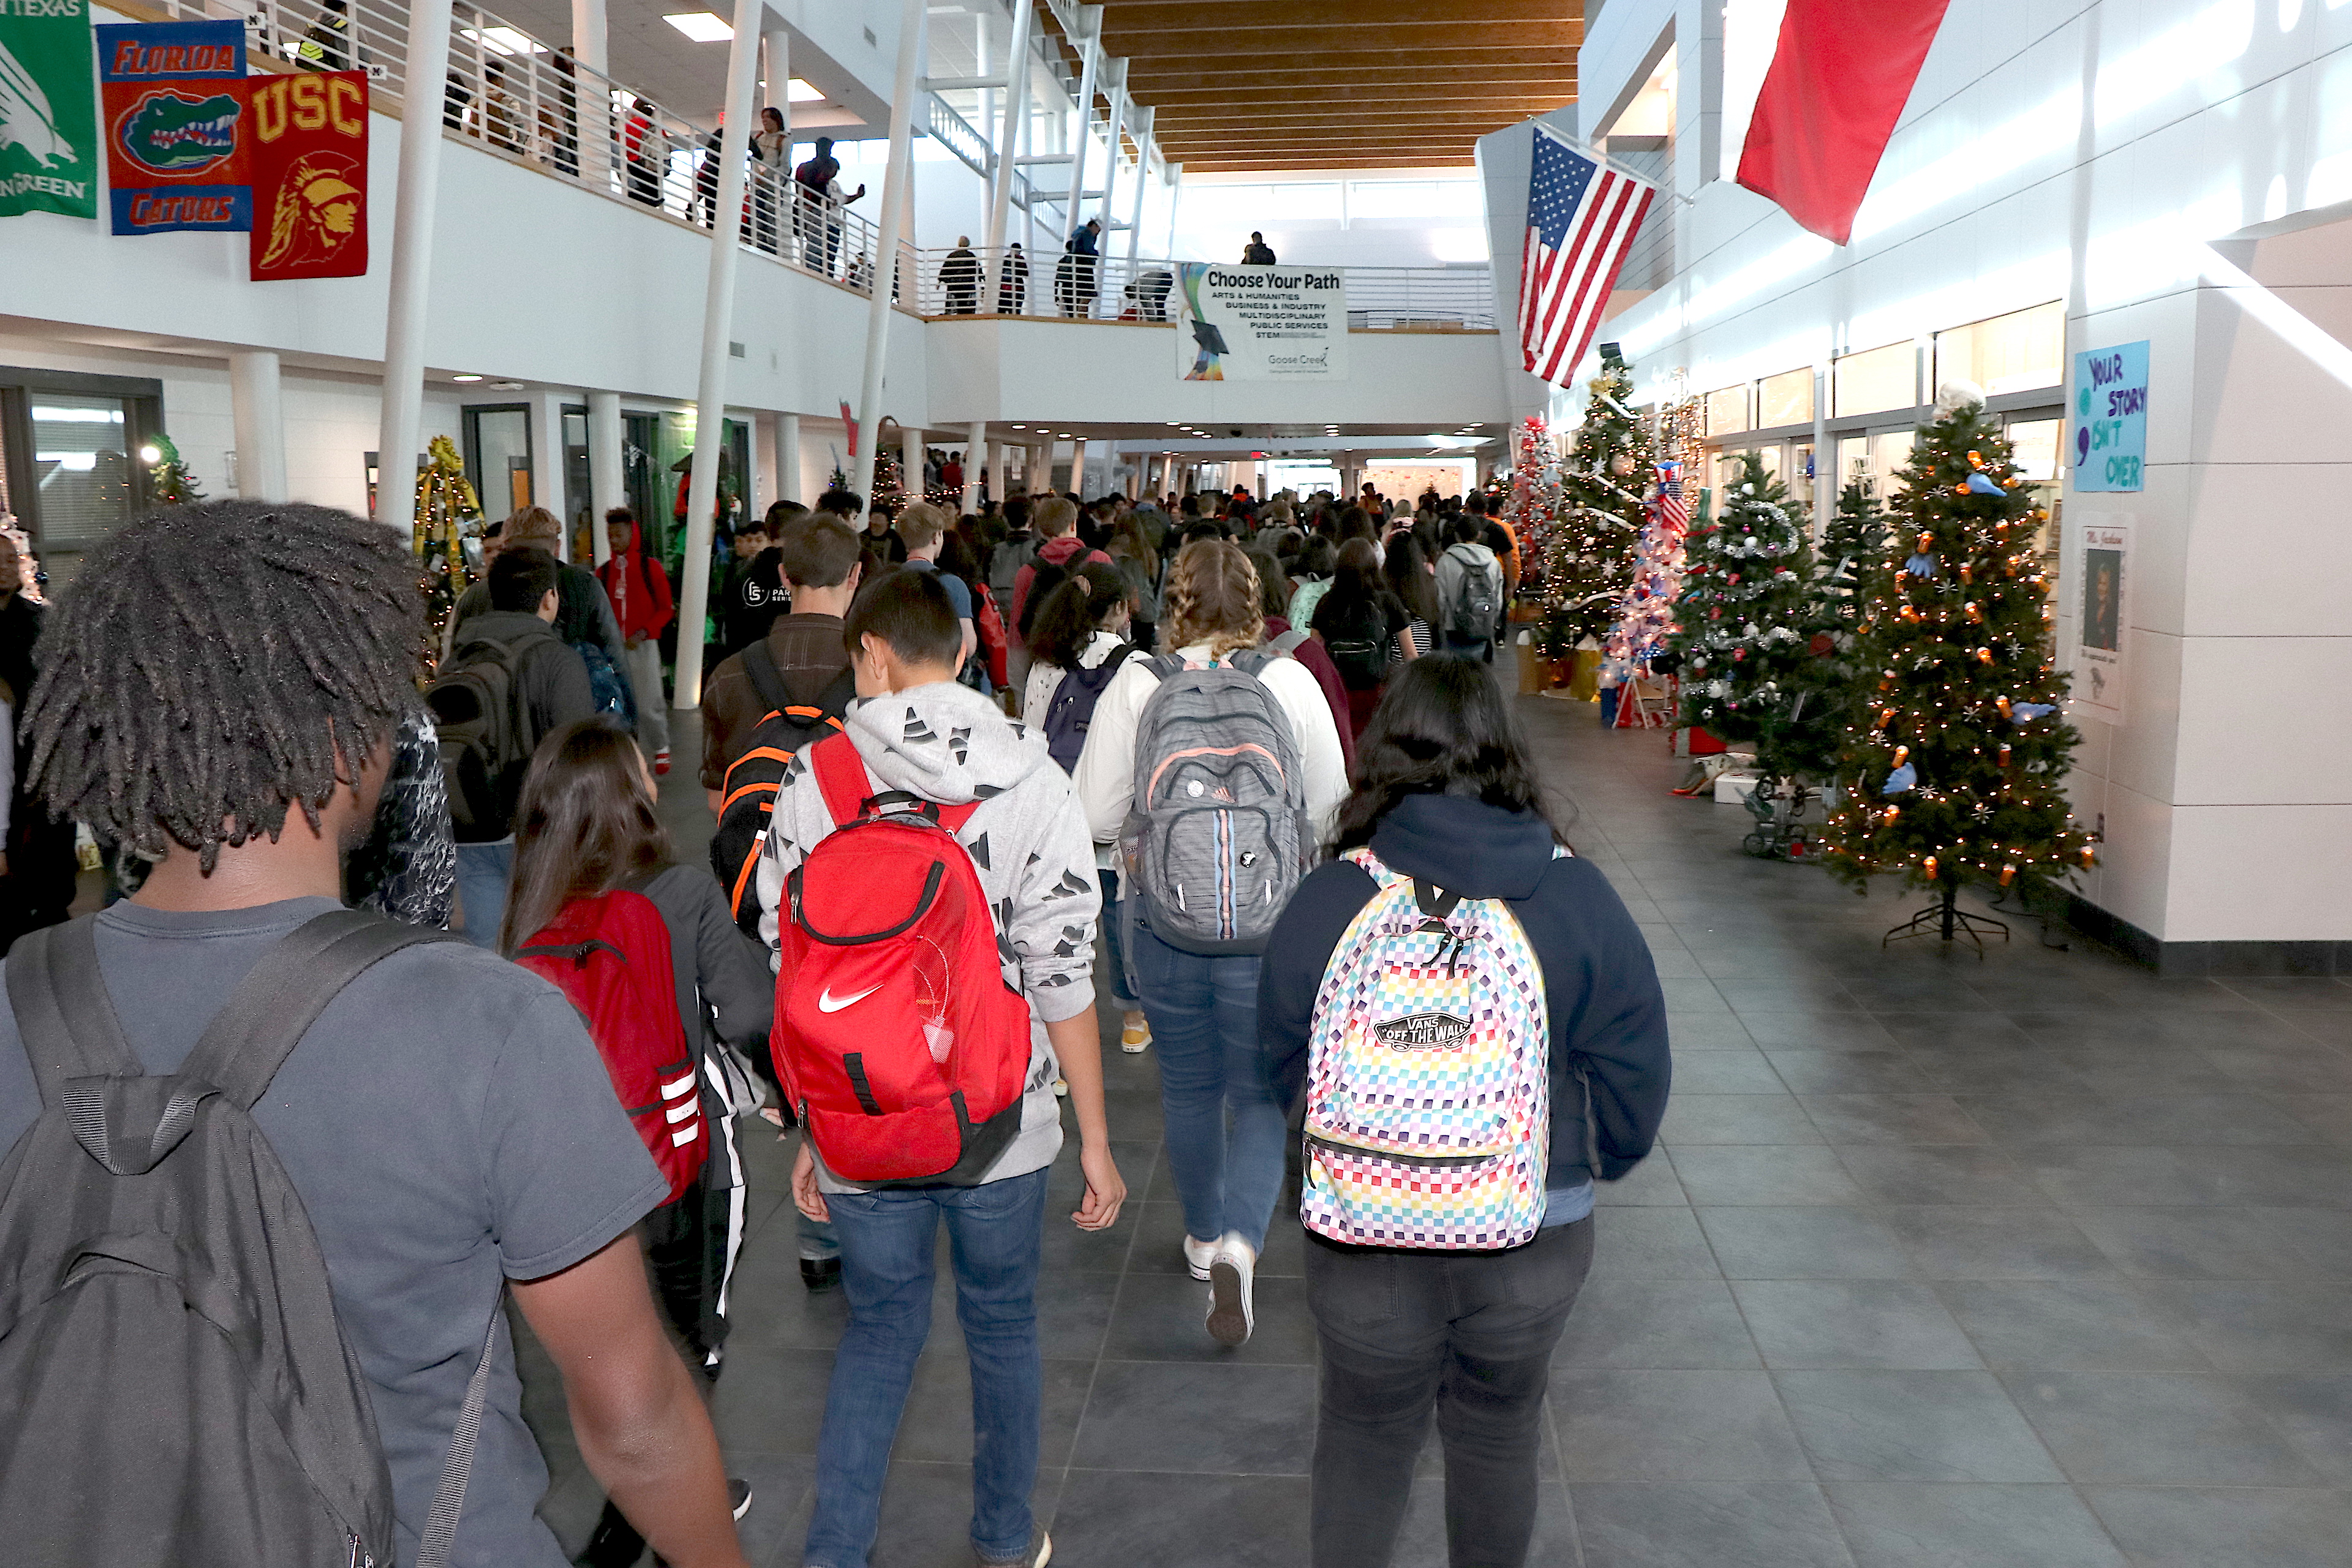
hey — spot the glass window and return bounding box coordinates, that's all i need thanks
[1936,302,2064,397]
[30,394,138,550]
[2005,417,2060,481]
[1789,441,1815,511]
[1346,179,1482,221]
[1757,368,1814,429]
[1705,385,1751,436]
[1834,341,1917,418]
[1838,434,1871,491]
[465,405,532,522]
[1871,429,1917,496]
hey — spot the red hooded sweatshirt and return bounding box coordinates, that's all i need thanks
[1011,533,1112,634]
[598,529,675,643]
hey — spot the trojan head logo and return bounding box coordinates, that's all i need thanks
[258,151,361,270]
[116,88,240,177]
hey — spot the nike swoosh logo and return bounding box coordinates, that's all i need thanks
[818,984,883,1013]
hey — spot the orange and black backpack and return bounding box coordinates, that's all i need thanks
[711,644,856,934]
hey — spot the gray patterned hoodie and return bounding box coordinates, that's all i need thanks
[755,679,1101,1189]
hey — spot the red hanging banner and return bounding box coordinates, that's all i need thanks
[1735,0,1953,246]
[246,71,369,281]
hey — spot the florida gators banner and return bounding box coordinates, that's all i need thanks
[97,19,249,234]
[246,70,367,280]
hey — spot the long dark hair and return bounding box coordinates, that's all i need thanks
[1025,562,1127,670]
[500,718,672,952]
[1383,533,1439,626]
[1332,655,1571,853]
[1293,535,1336,582]
[1321,537,1385,616]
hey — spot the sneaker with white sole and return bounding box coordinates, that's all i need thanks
[975,1525,1051,1567]
[1182,1234,1218,1281]
[1120,1017,1152,1054]
[1207,1231,1256,1346]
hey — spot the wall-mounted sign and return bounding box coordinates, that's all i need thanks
[0,0,99,221]
[98,19,250,233]
[247,70,368,280]
[2071,340,2147,493]
[1173,263,1348,382]
[2071,514,2131,725]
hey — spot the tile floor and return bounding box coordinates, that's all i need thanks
[524,696,2352,1568]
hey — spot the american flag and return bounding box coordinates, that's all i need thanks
[1656,460,1689,538]
[1520,126,1657,385]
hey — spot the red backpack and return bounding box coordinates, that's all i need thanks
[515,889,707,1204]
[772,734,1032,1186]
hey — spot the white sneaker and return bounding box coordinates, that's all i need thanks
[1206,1231,1256,1346]
[1182,1234,1218,1281]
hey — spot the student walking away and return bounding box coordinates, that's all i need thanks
[756,568,1125,1568]
[1022,567,1148,1054]
[720,503,798,660]
[942,236,982,314]
[0,500,748,1568]
[1287,533,1338,631]
[599,508,678,774]
[429,547,597,949]
[1466,491,1522,602]
[988,494,1039,689]
[1258,657,1670,1568]
[894,502,979,680]
[450,506,635,727]
[998,242,1028,314]
[1434,515,1506,662]
[1244,546,1355,774]
[624,97,668,208]
[1009,495,1111,643]
[0,532,75,954]
[504,721,775,1567]
[1241,230,1277,265]
[702,514,862,1285]
[1311,537,1415,738]
[1382,532,1441,663]
[939,531,1009,697]
[1072,541,1347,1345]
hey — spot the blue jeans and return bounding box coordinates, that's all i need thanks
[453,840,513,951]
[1129,916,1285,1253]
[804,1167,1050,1568]
[1099,870,1139,1011]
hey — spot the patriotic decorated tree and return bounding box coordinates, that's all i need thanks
[1821,383,2094,943]
[1664,451,1836,780]
[1602,459,1690,684]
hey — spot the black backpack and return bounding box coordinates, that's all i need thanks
[1320,599,1392,690]
[1042,643,1135,774]
[711,645,856,933]
[426,625,545,839]
[0,911,495,1568]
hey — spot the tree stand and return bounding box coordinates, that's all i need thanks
[1884,881,2010,957]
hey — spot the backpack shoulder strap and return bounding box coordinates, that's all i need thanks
[6,917,141,1105]
[1265,628,1310,657]
[179,908,457,1109]
[809,731,875,828]
[1229,647,1277,678]
[741,640,791,714]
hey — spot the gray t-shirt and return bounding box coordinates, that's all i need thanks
[0,898,669,1567]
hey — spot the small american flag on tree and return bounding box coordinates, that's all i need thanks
[1520,126,1657,386]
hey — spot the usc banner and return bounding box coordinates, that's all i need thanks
[247,70,367,280]
[97,19,249,233]
[93,20,368,278]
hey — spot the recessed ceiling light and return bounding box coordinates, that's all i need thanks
[451,374,484,382]
[1011,423,1025,429]
[785,77,824,102]
[663,10,733,42]
[491,381,526,390]
[460,24,545,56]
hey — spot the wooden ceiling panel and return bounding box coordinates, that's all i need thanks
[1093,0,1580,172]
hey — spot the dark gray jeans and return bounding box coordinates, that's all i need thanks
[1304,1217,1596,1568]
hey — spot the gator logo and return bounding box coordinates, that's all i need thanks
[115,89,240,178]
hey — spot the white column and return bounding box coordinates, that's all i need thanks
[672,0,764,711]
[775,411,802,505]
[1123,110,1152,269]
[570,0,608,188]
[375,0,456,532]
[228,349,287,504]
[963,420,985,513]
[530,390,568,553]
[764,27,790,128]
[984,0,1033,303]
[1060,13,1099,256]
[853,0,926,516]
[900,424,924,504]
[588,388,622,565]
[1070,437,1089,497]
[985,438,1004,505]
[1093,59,1126,231]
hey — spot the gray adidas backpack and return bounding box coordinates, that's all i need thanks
[0,911,495,1568]
[1118,650,1314,954]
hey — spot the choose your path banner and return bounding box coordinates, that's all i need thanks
[1173,263,1349,382]
[0,0,100,221]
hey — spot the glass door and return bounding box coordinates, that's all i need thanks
[462,404,532,524]
[562,406,592,557]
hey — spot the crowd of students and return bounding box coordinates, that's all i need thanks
[0,484,1668,1568]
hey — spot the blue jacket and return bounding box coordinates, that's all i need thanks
[1256,793,1672,1195]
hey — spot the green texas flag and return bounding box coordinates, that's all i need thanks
[1,0,99,220]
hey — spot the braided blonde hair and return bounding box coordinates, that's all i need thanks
[1159,538,1264,660]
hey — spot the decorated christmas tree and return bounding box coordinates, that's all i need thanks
[1821,384,2094,942]
[1544,346,1656,647]
[1602,394,1699,688]
[1664,451,1836,779]
[145,434,206,505]
[413,435,483,671]
[1818,480,1887,625]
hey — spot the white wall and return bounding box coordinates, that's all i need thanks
[1567,0,2352,954]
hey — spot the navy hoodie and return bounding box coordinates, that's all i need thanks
[1257,793,1672,1208]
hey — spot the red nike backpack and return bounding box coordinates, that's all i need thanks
[772,733,1033,1186]
[515,889,707,1204]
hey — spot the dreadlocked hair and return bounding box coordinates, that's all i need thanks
[24,499,425,872]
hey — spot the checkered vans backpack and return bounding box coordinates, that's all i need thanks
[1301,847,1551,1250]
